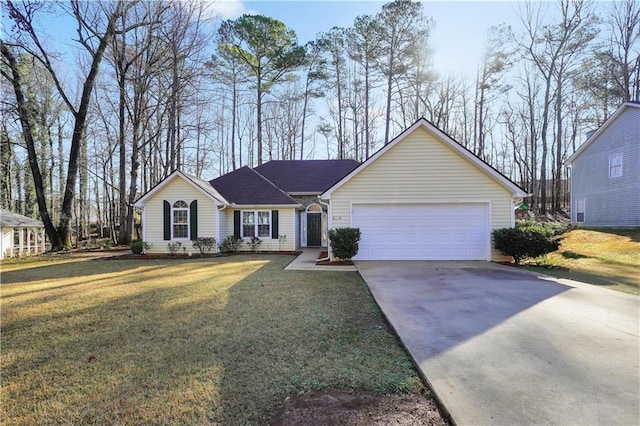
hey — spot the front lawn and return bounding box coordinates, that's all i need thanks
[525,228,640,295]
[1,255,424,424]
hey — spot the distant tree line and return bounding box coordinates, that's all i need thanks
[1,0,638,249]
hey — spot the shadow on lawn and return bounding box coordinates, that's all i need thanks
[2,256,275,424]
[1,257,187,285]
[3,255,398,425]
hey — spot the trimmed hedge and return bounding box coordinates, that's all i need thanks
[493,224,561,264]
[328,227,361,260]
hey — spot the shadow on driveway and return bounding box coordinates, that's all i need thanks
[357,261,569,358]
[357,261,640,425]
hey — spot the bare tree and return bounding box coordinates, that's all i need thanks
[517,0,598,215]
[2,1,148,248]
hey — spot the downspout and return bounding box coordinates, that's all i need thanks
[216,204,227,253]
[316,196,331,263]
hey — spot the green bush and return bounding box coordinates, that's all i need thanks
[493,225,561,264]
[219,235,242,253]
[192,237,216,256]
[130,240,149,255]
[328,227,361,260]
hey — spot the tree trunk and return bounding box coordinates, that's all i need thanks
[1,41,60,247]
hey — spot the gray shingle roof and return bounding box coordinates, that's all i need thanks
[209,167,299,205]
[0,209,44,228]
[254,160,360,193]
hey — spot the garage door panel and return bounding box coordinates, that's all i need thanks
[352,203,489,260]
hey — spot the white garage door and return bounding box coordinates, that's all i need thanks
[352,203,490,260]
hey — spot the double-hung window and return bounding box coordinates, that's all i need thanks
[172,200,189,239]
[609,153,622,178]
[242,211,271,238]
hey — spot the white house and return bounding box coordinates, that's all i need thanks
[0,209,47,259]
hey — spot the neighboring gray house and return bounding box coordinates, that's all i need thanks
[566,102,640,227]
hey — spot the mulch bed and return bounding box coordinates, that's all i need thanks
[103,251,300,260]
[316,251,354,266]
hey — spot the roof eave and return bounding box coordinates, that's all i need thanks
[566,102,640,165]
[134,171,225,207]
[322,118,528,199]
[225,204,302,209]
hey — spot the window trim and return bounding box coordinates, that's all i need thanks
[576,199,585,223]
[241,210,272,239]
[172,200,190,240]
[609,153,623,178]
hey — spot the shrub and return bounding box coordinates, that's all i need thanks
[247,236,261,252]
[167,241,182,255]
[130,240,149,255]
[493,225,561,264]
[192,237,216,256]
[219,235,242,253]
[328,227,361,260]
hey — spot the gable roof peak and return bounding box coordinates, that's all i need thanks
[321,117,529,198]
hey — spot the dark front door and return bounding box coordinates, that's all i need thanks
[307,213,322,246]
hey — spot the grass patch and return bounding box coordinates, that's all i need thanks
[525,228,640,295]
[1,255,423,425]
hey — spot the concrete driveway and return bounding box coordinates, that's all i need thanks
[356,261,640,425]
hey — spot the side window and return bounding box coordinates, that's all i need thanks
[609,153,622,178]
[172,200,189,239]
[576,199,585,223]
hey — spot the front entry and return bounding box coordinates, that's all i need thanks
[307,213,322,247]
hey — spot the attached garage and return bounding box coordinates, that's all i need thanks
[352,203,490,260]
[321,118,530,262]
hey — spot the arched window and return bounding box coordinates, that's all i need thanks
[172,200,189,239]
[306,204,322,213]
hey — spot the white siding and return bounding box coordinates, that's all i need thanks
[330,127,514,261]
[1,227,11,259]
[143,176,218,254]
[220,208,297,251]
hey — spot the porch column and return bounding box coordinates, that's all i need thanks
[26,228,32,255]
[18,228,24,256]
[41,228,46,254]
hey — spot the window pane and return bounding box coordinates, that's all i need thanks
[257,211,270,237]
[610,153,622,178]
[174,224,188,238]
[258,211,270,224]
[243,212,255,237]
[174,210,188,224]
[174,200,188,208]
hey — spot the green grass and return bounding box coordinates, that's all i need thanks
[1,255,423,425]
[525,228,640,295]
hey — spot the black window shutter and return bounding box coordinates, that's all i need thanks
[271,210,279,239]
[233,210,241,238]
[163,200,171,240]
[190,200,198,240]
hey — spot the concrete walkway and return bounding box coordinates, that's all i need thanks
[285,248,358,271]
[357,261,640,425]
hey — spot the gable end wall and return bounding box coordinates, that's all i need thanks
[143,176,218,254]
[330,127,514,260]
[571,107,640,226]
